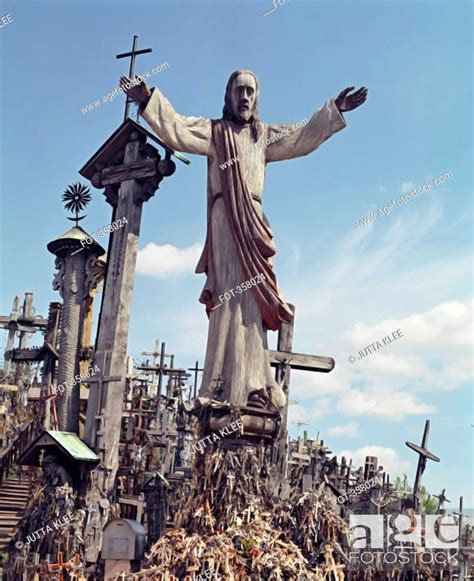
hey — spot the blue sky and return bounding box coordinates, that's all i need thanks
[1,0,472,505]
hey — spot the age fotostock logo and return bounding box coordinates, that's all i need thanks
[349,514,459,550]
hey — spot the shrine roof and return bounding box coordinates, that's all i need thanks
[46,431,99,461]
[51,226,89,241]
[79,118,190,181]
[18,430,99,466]
[47,226,106,257]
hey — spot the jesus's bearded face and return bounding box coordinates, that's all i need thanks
[230,73,257,123]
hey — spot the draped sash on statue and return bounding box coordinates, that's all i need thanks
[196,119,293,331]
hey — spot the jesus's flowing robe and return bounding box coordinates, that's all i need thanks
[141,88,345,411]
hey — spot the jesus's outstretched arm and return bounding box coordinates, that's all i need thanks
[266,86,367,162]
[120,76,212,156]
[265,98,346,162]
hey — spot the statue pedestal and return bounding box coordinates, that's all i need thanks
[194,398,279,441]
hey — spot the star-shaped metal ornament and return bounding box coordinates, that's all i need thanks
[61,182,92,226]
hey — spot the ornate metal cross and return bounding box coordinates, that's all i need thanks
[116,35,152,121]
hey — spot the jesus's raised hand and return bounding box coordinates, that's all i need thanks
[335,86,368,113]
[119,74,152,106]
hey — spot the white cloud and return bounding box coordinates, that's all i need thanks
[336,445,411,478]
[290,367,351,399]
[342,298,473,392]
[352,352,429,378]
[328,422,359,437]
[345,299,473,351]
[337,387,436,421]
[136,242,203,278]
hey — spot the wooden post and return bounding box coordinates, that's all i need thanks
[2,296,19,379]
[15,293,35,391]
[39,302,62,429]
[83,127,169,486]
[79,117,179,562]
[0,293,48,384]
[274,304,295,476]
[84,131,157,458]
[267,305,337,477]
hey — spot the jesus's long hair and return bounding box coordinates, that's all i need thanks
[222,70,263,143]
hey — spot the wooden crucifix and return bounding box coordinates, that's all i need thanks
[434,488,451,512]
[188,360,204,400]
[141,338,160,395]
[454,496,465,545]
[0,293,48,381]
[0,295,20,380]
[84,372,122,454]
[405,419,440,510]
[268,304,335,475]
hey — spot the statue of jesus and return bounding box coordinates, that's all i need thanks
[121,71,367,415]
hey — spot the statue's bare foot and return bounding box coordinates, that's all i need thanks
[247,389,268,409]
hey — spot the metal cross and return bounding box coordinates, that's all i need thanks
[292,417,309,439]
[116,35,152,122]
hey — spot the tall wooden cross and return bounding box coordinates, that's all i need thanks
[141,338,161,396]
[454,496,465,546]
[0,293,48,380]
[80,36,187,563]
[0,296,20,379]
[116,35,152,121]
[268,304,335,475]
[405,419,440,510]
[136,341,174,415]
[453,495,471,578]
[188,360,204,400]
[84,371,122,456]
